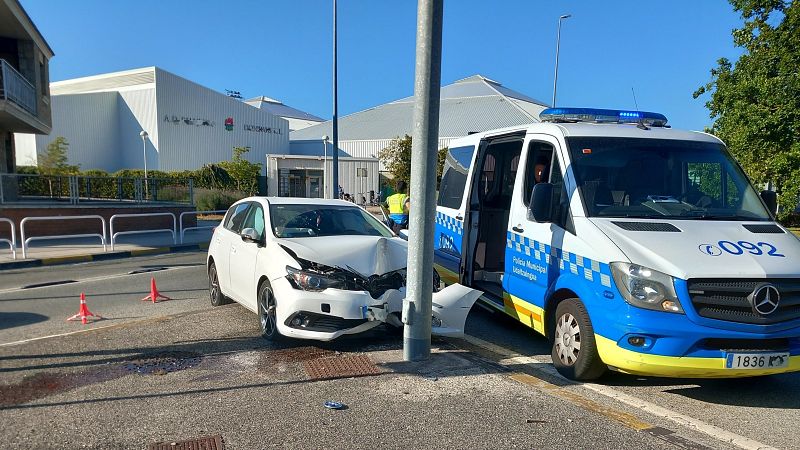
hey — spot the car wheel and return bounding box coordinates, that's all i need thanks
[551,298,606,381]
[208,262,231,306]
[258,280,281,341]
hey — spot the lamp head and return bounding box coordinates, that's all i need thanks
[140,130,148,139]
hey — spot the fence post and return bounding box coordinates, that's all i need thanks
[0,173,4,204]
[117,177,122,201]
[188,179,194,205]
[135,178,143,203]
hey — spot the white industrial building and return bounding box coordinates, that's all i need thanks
[14,67,291,173]
[287,74,549,198]
[245,96,323,132]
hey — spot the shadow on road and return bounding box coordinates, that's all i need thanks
[0,312,48,330]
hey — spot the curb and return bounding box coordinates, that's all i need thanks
[0,242,209,271]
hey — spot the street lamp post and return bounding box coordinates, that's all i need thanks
[139,130,149,199]
[552,14,572,108]
[322,135,329,199]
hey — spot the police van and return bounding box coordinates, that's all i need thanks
[433,107,800,380]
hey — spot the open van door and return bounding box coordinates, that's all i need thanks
[434,135,481,286]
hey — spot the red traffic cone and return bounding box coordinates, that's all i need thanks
[67,292,102,324]
[141,277,171,303]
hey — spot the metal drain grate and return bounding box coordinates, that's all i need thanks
[304,354,381,380]
[123,351,202,375]
[148,435,224,450]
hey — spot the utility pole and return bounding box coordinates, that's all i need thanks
[403,0,443,362]
[331,0,340,199]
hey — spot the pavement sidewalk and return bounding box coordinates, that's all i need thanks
[0,303,676,450]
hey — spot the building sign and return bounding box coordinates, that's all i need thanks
[163,115,214,127]
[224,117,234,131]
[243,124,282,135]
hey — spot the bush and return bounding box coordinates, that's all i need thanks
[196,190,242,212]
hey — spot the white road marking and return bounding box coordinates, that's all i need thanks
[0,323,124,347]
[461,334,778,450]
[0,265,200,295]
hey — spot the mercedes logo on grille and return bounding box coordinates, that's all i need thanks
[749,284,781,316]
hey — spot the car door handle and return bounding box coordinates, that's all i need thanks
[512,226,524,233]
[231,245,237,254]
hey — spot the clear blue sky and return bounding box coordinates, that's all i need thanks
[22,0,744,131]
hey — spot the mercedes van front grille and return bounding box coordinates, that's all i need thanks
[687,279,800,325]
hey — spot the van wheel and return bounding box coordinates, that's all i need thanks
[551,299,606,381]
[258,280,281,341]
[208,263,231,306]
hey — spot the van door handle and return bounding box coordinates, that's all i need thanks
[455,215,463,221]
[512,226,524,233]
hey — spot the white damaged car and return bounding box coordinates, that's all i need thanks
[207,197,481,341]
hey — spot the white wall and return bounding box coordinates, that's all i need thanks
[154,69,289,173]
[14,91,121,171]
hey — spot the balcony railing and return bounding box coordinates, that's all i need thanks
[0,59,37,116]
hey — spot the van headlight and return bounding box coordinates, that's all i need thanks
[286,266,343,292]
[610,263,683,314]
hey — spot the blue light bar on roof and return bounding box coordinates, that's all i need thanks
[539,107,668,126]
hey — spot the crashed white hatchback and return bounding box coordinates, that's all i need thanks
[207,197,481,341]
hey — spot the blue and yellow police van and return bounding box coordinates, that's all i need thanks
[434,107,800,380]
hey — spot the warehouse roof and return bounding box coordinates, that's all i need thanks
[290,75,548,141]
[245,96,324,122]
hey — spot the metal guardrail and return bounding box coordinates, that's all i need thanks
[0,59,37,116]
[20,215,107,259]
[110,212,177,251]
[0,218,16,260]
[179,210,226,244]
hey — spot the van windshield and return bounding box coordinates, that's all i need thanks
[565,137,771,221]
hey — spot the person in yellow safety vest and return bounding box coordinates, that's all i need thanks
[386,181,410,230]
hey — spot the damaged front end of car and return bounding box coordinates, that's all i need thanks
[282,254,481,339]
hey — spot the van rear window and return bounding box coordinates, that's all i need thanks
[437,145,475,209]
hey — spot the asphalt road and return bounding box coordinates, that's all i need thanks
[0,251,798,449]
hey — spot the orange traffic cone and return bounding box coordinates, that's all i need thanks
[141,277,171,303]
[67,292,102,324]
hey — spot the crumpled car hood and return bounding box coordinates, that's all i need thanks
[278,235,408,276]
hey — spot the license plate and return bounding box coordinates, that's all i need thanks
[725,352,789,369]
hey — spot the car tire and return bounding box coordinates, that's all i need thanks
[258,280,281,341]
[208,262,231,307]
[551,298,606,381]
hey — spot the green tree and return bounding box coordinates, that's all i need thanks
[693,0,800,220]
[38,137,80,175]
[218,146,262,194]
[37,136,80,197]
[378,135,448,188]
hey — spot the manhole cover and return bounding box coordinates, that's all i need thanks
[304,354,381,380]
[123,351,202,375]
[148,435,224,450]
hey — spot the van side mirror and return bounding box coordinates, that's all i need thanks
[528,183,554,223]
[760,190,778,216]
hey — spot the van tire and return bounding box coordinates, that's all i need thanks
[258,280,282,341]
[551,298,606,381]
[208,262,231,306]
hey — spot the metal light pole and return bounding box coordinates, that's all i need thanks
[552,14,571,107]
[139,130,149,199]
[403,0,443,362]
[331,0,340,199]
[322,135,329,199]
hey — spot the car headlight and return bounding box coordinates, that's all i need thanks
[610,262,683,314]
[286,266,343,292]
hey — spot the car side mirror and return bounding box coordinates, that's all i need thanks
[241,227,262,245]
[529,183,554,223]
[760,190,778,216]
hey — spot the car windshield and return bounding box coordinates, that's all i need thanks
[565,137,771,221]
[270,204,394,238]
